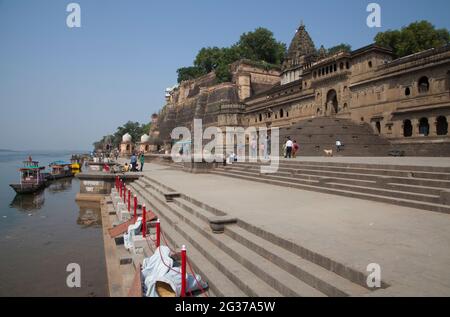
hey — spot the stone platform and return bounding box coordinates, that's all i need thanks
[124,159,450,296]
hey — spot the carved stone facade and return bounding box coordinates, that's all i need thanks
[151,23,450,156]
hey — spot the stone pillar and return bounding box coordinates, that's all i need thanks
[429,116,437,137]
[412,118,419,137]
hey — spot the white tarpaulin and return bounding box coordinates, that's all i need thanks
[123,217,142,250]
[141,246,208,297]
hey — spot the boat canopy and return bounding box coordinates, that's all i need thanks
[49,160,72,166]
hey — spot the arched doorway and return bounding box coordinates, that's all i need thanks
[403,120,413,137]
[436,116,448,135]
[419,118,429,136]
[326,90,338,115]
[375,121,381,134]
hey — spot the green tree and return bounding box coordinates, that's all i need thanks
[237,27,286,65]
[375,20,450,57]
[176,27,286,83]
[194,47,223,73]
[327,43,352,55]
[177,66,204,83]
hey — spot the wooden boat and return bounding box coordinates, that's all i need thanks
[9,160,47,194]
[47,161,74,180]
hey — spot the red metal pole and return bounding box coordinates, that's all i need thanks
[181,245,186,297]
[119,180,122,197]
[128,190,131,211]
[142,204,147,238]
[133,195,137,219]
[156,219,160,248]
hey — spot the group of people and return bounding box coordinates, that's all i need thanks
[250,135,271,160]
[123,152,145,172]
[283,137,300,159]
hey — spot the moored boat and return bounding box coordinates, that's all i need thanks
[47,161,74,180]
[9,160,47,194]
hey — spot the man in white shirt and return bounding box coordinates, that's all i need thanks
[336,140,343,152]
[285,137,293,158]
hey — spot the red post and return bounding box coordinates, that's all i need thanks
[155,219,160,248]
[119,180,122,197]
[128,190,131,211]
[142,204,147,238]
[181,245,187,297]
[133,195,137,219]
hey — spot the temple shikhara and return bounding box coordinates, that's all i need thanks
[147,22,450,156]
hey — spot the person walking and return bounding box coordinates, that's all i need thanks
[285,137,293,159]
[250,137,257,159]
[139,153,145,172]
[293,140,299,158]
[130,153,137,172]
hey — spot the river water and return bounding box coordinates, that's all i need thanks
[0,151,107,297]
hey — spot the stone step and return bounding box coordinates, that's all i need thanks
[234,162,450,181]
[130,182,286,297]
[211,170,450,214]
[225,164,450,188]
[217,167,442,204]
[139,176,380,296]
[128,182,247,297]
[222,166,443,196]
[138,181,326,297]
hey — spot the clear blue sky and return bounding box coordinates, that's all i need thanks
[1,0,449,151]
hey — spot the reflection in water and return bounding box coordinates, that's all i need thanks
[47,178,73,194]
[10,192,45,212]
[76,201,102,228]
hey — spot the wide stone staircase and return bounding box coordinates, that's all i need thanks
[279,117,392,156]
[211,160,450,214]
[128,174,381,297]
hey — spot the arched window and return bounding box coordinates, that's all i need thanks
[419,118,429,136]
[259,114,262,122]
[368,61,373,68]
[405,87,411,96]
[436,116,448,136]
[280,109,284,118]
[340,62,344,70]
[418,77,430,93]
[376,121,381,134]
[403,120,413,137]
[126,144,130,151]
[346,62,350,69]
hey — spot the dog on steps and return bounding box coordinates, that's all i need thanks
[323,149,333,157]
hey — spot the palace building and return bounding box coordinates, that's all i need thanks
[151,23,450,156]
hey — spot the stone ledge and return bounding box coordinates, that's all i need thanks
[208,216,238,234]
[164,192,181,202]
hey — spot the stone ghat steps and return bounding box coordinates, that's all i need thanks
[279,117,392,156]
[230,163,450,187]
[211,167,450,214]
[129,176,374,297]
[271,160,450,173]
[218,166,444,199]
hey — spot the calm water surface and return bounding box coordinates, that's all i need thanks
[0,151,107,297]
